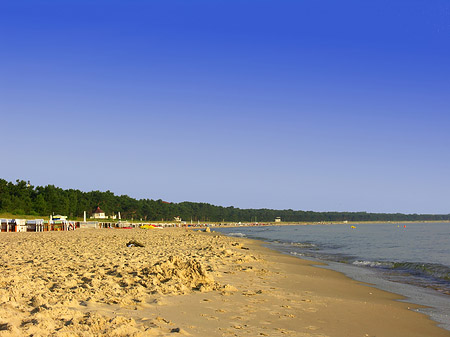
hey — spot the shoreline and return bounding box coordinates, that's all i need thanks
[248,234,450,331]
[0,228,448,336]
[212,223,450,331]
[206,230,450,336]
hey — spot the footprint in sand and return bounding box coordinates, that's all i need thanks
[200,313,218,320]
[275,327,293,335]
[233,324,247,329]
[306,325,319,330]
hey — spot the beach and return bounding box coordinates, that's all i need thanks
[0,228,448,337]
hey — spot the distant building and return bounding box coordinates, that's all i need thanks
[92,206,106,219]
[275,217,281,223]
[174,216,182,222]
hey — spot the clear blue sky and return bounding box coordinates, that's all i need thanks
[1,0,449,214]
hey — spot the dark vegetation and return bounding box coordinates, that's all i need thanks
[0,179,448,222]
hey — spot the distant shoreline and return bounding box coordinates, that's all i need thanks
[1,211,449,228]
[210,220,450,228]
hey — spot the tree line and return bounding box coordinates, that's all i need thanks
[0,179,449,222]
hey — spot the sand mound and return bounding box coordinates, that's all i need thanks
[0,228,250,336]
[141,256,219,294]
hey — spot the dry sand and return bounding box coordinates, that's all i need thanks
[0,228,448,337]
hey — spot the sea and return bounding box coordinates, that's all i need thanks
[212,222,450,331]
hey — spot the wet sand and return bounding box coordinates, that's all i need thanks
[0,228,447,336]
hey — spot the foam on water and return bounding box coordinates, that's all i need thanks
[227,232,246,237]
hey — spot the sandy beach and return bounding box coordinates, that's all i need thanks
[0,228,448,337]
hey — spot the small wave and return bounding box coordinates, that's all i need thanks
[253,227,271,232]
[353,260,393,268]
[290,242,317,248]
[269,241,317,249]
[391,262,450,281]
[352,260,450,283]
[227,232,246,238]
[290,252,305,257]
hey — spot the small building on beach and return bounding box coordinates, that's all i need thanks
[0,219,27,232]
[79,221,99,229]
[92,206,106,219]
[1,218,74,232]
[27,219,45,232]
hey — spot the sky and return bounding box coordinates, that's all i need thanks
[1,0,449,214]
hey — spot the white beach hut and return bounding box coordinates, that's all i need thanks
[14,219,28,232]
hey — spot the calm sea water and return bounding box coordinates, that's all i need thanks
[212,222,450,330]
